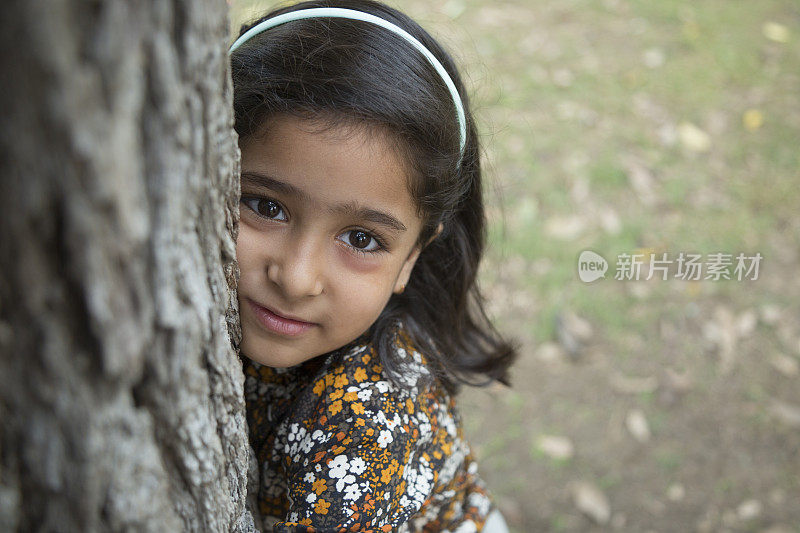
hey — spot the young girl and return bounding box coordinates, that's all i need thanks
[230,1,516,531]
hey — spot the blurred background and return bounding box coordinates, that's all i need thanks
[229,1,800,531]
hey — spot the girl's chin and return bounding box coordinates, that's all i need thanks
[240,335,323,369]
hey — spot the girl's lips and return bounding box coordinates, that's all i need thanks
[247,299,316,337]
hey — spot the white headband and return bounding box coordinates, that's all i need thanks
[229,7,467,160]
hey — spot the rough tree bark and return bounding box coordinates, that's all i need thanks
[0,1,260,531]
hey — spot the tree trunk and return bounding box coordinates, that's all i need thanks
[0,1,259,531]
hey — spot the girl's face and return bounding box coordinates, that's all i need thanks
[236,114,425,368]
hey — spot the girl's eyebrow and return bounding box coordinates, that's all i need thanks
[241,171,407,233]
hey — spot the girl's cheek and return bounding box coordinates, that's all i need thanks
[334,243,387,275]
[236,221,283,276]
[236,223,261,255]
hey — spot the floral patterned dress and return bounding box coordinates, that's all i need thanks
[242,327,495,532]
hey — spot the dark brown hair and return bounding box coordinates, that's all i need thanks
[231,0,516,391]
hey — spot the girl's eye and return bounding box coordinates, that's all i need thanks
[338,230,382,253]
[241,197,287,221]
[240,197,383,253]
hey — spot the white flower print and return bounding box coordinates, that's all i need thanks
[397,370,419,388]
[374,411,388,427]
[349,457,367,475]
[467,492,491,515]
[303,472,315,483]
[389,413,402,431]
[287,423,302,441]
[306,492,317,503]
[335,473,356,492]
[453,522,478,533]
[299,435,314,454]
[375,410,401,431]
[442,415,457,437]
[377,429,394,448]
[328,454,349,479]
[414,474,431,498]
[415,412,432,437]
[357,387,372,402]
[285,441,299,458]
[439,452,461,483]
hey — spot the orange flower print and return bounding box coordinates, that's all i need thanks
[352,402,365,415]
[314,498,330,515]
[329,388,343,400]
[343,390,358,402]
[362,495,376,511]
[380,459,400,483]
[329,400,343,415]
[334,374,348,388]
[313,379,325,396]
[406,398,415,413]
[312,478,328,495]
[354,367,367,382]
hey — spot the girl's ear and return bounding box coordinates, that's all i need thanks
[393,223,443,294]
[426,222,444,246]
[394,246,422,294]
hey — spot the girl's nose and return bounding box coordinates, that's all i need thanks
[266,239,324,299]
